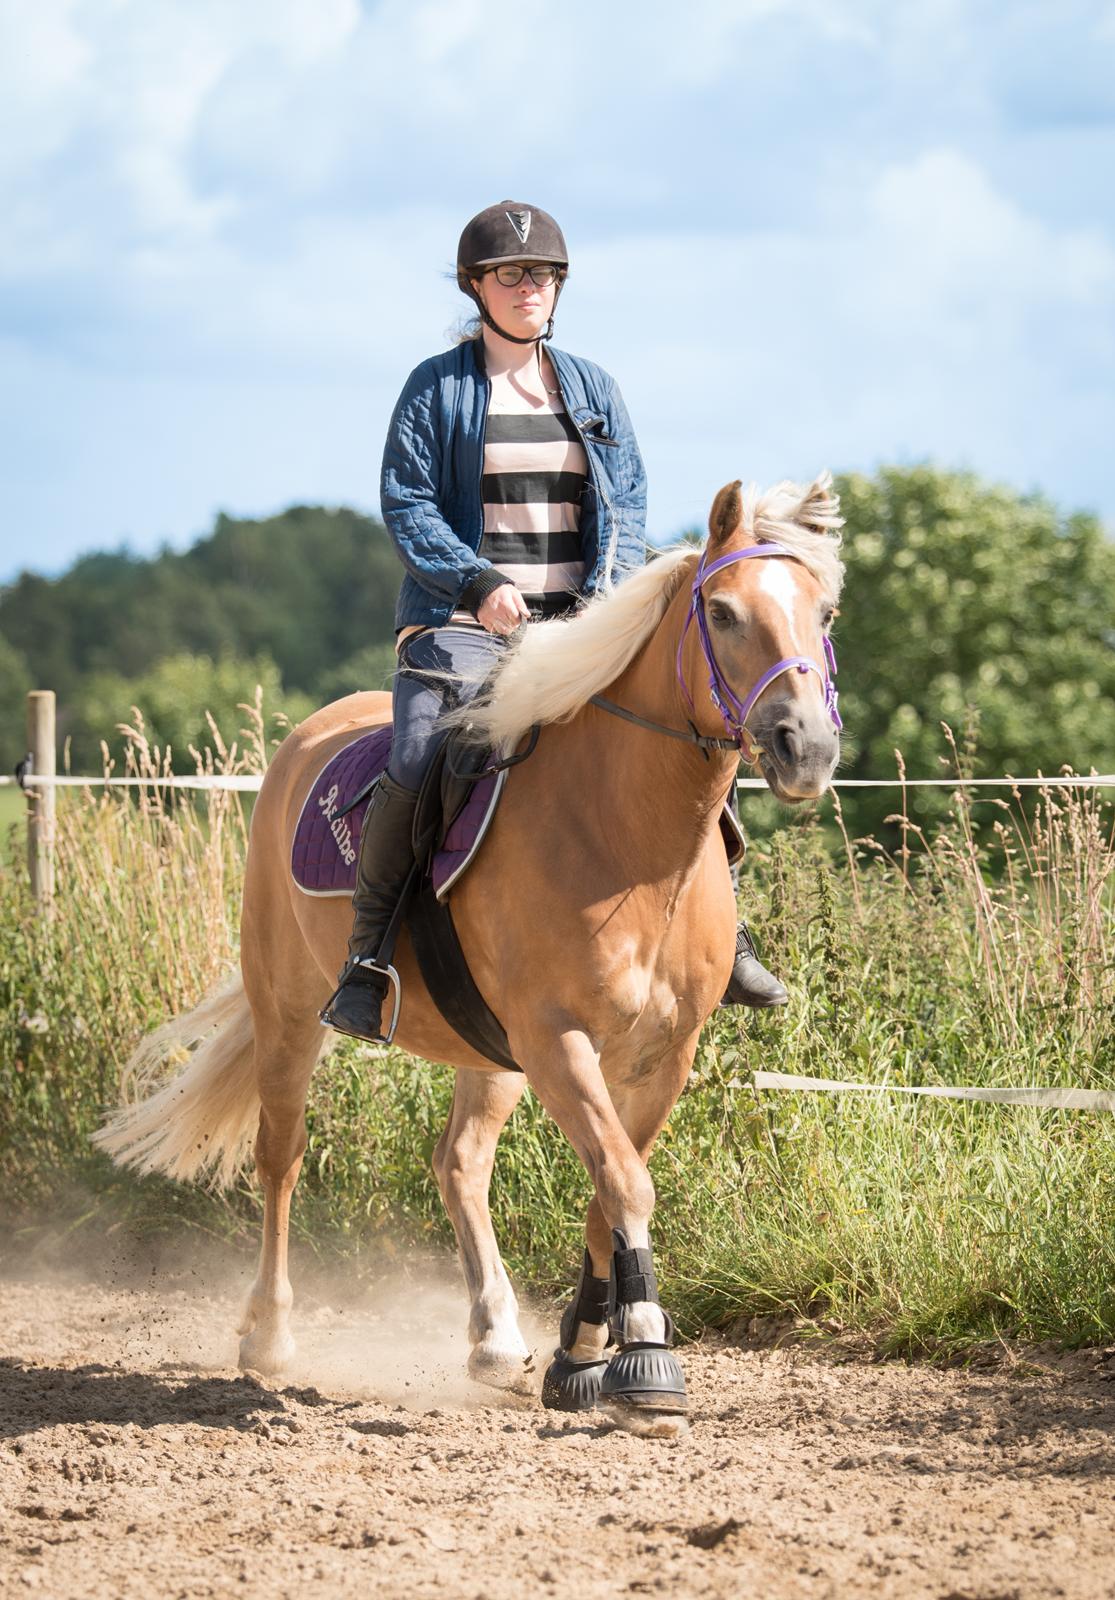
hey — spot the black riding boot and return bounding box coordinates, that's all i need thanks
[319,773,421,1043]
[719,921,788,1008]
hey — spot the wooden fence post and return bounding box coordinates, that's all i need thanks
[26,690,56,909]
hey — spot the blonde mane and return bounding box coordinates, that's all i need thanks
[440,471,845,750]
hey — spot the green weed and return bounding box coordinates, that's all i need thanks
[1,710,1112,1353]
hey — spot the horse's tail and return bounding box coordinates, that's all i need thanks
[93,966,261,1189]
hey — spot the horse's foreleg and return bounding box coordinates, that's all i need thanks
[237,1014,325,1375]
[532,1027,699,1426]
[526,1030,667,1329]
[433,1067,532,1393]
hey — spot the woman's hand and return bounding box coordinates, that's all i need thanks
[477,583,531,635]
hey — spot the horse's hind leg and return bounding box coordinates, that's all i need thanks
[432,1067,533,1394]
[237,1009,327,1375]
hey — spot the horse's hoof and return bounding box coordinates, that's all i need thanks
[598,1342,687,1432]
[541,1348,608,1413]
[238,1328,296,1376]
[608,1408,690,1440]
[467,1344,536,1397]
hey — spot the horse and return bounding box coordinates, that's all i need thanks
[95,472,845,1436]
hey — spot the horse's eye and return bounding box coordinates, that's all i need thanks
[709,605,738,629]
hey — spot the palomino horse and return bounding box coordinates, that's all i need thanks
[96,473,844,1434]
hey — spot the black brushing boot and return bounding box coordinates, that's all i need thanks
[720,921,788,1008]
[598,1230,687,1420]
[319,773,421,1044]
[541,1250,612,1412]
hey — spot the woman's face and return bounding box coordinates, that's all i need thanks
[470,264,558,339]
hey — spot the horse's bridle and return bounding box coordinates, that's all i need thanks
[591,541,842,761]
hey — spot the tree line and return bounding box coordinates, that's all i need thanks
[0,505,400,772]
[2,467,1113,843]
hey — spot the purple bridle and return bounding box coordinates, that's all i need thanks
[676,542,842,757]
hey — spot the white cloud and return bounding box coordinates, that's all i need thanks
[0,0,90,189]
[117,204,468,378]
[0,0,892,263]
[1,2,1112,573]
[869,148,1114,306]
[557,147,1115,534]
[0,0,365,263]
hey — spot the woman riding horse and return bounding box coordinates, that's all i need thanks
[321,199,785,1042]
[94,200,844,1433]
[96,471,845,1428]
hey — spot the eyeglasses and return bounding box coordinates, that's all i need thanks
[488,263,562,287]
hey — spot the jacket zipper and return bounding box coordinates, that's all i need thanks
[459,362,491,621]
[476,366,491,546]
[546,352,617,593]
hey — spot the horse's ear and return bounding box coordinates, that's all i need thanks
[797,470,842,535]
[708,480,743,546]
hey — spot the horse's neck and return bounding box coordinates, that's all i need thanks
[535,585,739,879]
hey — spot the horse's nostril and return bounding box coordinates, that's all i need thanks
[773,721,801,765]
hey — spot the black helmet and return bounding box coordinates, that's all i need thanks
[457,200,568,345]
[457,200,568,276]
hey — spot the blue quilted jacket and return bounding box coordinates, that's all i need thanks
[380,338,647,630]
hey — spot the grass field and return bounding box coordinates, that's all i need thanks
[0,784,25,844]
[1,721,1112,1355]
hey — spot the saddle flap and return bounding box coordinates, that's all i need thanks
[442,730,496,844]
[719,800,746,866]
[412,728,495,870]
[290,724,392,896]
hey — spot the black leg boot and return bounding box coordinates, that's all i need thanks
[319,773,421,1043]
[719,921,788,1008]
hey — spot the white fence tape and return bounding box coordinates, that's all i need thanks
[736,774,1115,790]
[753,1070,1115,1112]
[1,773,263,790]
[5,773,1114,792]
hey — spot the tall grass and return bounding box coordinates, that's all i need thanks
[1,706,1112,1354]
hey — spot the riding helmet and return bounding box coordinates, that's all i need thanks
[456,200,568,281]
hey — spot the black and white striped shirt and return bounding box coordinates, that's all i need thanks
[449,392,588,626]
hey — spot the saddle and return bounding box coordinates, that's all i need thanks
[291,725,745,1071]
[291,726,501,894]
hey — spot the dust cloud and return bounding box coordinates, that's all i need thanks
[0,1214,552,1407]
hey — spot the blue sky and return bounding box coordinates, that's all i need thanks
[1,0,1113,583]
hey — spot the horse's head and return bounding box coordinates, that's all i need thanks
[691,472,845,802]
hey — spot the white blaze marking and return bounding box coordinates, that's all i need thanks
[757,560,804,653]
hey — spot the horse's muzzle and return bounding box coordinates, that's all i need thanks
[754,703,840,802]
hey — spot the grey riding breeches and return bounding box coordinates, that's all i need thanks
[386,625,508,792]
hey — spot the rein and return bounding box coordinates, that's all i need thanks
[587,695,739,756]
[595,542,841,760]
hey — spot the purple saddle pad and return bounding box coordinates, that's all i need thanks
[291,727,502,900]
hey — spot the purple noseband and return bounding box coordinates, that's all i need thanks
[676,542,842,755]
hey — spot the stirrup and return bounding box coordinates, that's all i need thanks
[319,957,402,1045]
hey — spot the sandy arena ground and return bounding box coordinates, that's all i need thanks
[0,1234,1113,1600]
